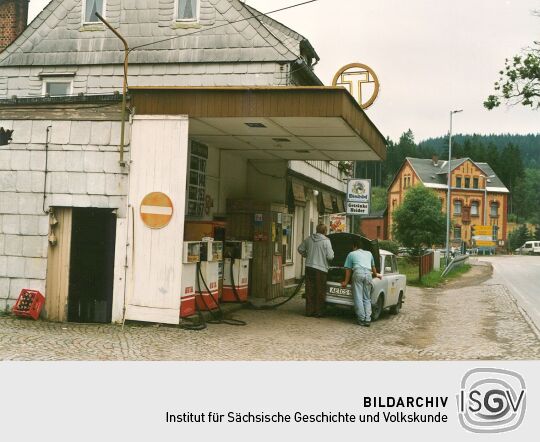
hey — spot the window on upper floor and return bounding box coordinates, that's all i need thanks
[471,201,479,216]
[473,177,479,189]
[454,200,462,215]
[456,176,462,188]
[84,0,104,23]
[177,0,199,21]
[43,80,72,96]
[490,202,499,218]
[464,177,470,188]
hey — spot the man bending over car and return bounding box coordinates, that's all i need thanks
[341,238,381,327]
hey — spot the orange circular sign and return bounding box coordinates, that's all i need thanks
[140,192,173,229]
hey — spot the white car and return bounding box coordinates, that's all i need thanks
[325,233,407,321]
[515,241,540,255]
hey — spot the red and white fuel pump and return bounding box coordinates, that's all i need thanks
[196,238,222,310]
[180,241,201,318]
[222,241,253,302]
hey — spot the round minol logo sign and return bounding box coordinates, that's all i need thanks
[140,192,173,229]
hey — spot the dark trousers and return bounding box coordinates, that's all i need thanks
[305,266,327,317]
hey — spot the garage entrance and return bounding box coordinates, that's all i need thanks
[67,208,116,323]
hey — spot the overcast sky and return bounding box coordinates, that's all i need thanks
[28,0,540,142]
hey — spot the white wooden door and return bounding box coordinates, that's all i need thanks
[124,116,189,324]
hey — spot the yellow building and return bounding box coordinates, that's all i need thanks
[387,157,509,245]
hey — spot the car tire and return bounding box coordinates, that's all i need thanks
[390,293,403,315]
[371,294,384,321]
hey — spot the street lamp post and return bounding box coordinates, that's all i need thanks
[445,109,463,266]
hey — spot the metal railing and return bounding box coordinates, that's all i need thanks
[441,254,469,277]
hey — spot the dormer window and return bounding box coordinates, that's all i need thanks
[84,0,104,23]
[177,0,199,21]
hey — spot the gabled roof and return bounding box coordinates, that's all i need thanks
[405,157,509,193]
[0,0,317,67]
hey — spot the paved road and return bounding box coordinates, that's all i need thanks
[481,255,540,330]
[1,263,539,360]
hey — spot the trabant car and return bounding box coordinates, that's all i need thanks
[325,233,407,321]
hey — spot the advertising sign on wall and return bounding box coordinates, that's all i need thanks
[346,179,371,215]
[329,213,347,233]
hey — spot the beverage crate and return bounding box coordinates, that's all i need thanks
[12,289,45,320]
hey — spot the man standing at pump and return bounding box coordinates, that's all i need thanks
[341,237,381,327]
[298,223,334,317]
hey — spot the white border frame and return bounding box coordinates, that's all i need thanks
[174,0,200,22]
[82,0,107,25]
[41,78,74,97]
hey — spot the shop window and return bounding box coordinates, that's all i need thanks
[454,226,462,239]
[464,177,470,188]
[454,200,462,215]
[490,202,499,218]
[471,201,479,216]
[473,177,479,189]
[282,214,294,264]
[177,0,198,21]
[186,140,207,217]
[456,176,462,188]
[84,0,104,23]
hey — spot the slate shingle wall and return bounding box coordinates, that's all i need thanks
[0,118,128,310]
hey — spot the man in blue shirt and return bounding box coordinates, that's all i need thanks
[341,237,381,327]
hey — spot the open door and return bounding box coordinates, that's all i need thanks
[45,208,72,322]
[124,116,189,324]
[68,208,116,323]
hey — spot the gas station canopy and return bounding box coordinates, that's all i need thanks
[130,87,387,161]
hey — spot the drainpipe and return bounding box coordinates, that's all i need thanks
[42,125,52,213]
[96,12,128,167]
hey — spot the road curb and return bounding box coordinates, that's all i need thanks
[499,284,540,341]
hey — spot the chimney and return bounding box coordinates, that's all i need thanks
[0,0,29,53]
[432,155,439,166]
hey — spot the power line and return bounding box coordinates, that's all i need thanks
[129,0,319,52]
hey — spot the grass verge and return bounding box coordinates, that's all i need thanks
[397,257,472,288]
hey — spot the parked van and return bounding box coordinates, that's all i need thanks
[515,241,540,255]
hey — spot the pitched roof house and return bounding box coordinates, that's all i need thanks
[387,156,509,246]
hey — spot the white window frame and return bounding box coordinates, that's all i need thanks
[42,78,73,97]
[453,200,462,215]
[82,0,106,24]
[470,201,479,216]
[175,0,200,22]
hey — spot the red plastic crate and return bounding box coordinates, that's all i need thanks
[12,289,45,320]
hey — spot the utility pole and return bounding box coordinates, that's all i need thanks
[445,109,463,266]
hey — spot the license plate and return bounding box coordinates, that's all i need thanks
[328,286,351,296]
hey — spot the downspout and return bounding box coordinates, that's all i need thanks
[42,125,52,213]
[96,12,129,167]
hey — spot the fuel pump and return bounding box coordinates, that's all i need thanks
[196,238,222,310]
[222,240,253,302]
[180,241,201,318]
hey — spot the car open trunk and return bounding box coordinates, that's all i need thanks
[326,233,380,283]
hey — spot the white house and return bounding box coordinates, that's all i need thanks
[0,0,386,324]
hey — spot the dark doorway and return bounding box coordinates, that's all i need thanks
[68,208,116,323]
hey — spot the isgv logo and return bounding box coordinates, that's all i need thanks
[457,368,526,433]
